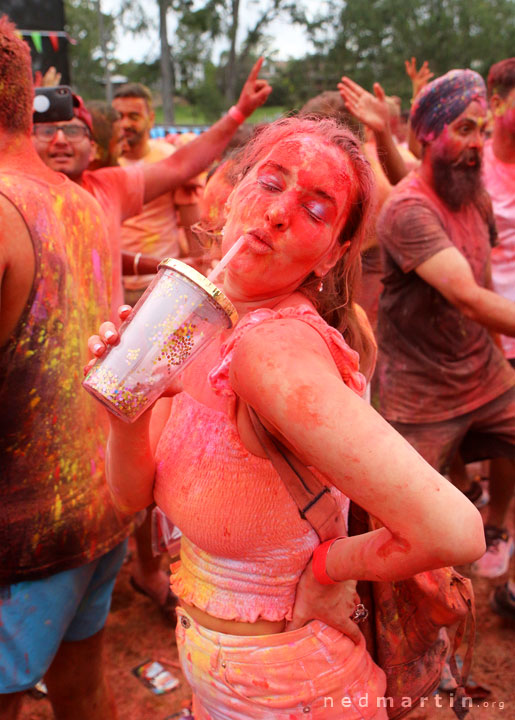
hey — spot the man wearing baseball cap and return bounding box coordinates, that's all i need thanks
[32,61,271,321]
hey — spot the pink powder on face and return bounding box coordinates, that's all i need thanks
[221,138,357,300]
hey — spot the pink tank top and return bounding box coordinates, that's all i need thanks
[154,305,366,622]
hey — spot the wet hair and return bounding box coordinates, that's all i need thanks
[113,82,153,110]
[232,116,376,372]
[300,91,364,141]
[0,16,33,134]
[86,100,120,164]
[487,58,515,99]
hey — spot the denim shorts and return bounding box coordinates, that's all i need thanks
[175,606,387,720]
[0,539,127,693]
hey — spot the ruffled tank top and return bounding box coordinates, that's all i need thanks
[153,304,366,622]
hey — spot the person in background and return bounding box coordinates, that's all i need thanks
[0,18,131,718]
[482,57,515,614]
[32,61,271,619]
[32,62,270,316]
[113,83,203,306]
[374,69,515,581]
[87,100,125,170]
[300,89,392,335]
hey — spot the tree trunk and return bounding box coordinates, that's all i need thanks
[97,0,113,103]
[159,0,175,123]
[225,0,240,104]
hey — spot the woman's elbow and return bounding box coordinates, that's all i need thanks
[442,505,486,566]
[462,506,487,562]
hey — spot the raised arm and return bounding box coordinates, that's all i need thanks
[405,57,434,100]
[142,58,271,204]
[404,58,433,159]
[415,246,515,336]
[230,318,485,583]
[337,76,408,184]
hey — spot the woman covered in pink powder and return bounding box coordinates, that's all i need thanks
[89,117,485,719]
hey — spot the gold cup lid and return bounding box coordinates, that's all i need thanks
[159,258,238,327]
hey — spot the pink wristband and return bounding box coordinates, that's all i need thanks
[312,537,345,585]
[228,105,246,124]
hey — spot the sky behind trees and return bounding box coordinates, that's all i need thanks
[102,0,323,63]
[64,0,515,117]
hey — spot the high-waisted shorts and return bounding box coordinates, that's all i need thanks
[175,606,387,720]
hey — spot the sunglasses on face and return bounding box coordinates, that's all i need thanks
[33,124,91,143]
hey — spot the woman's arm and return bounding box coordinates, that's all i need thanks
[141,58,271,204]
[230,318,485,582]
[87,319,175,514]
[105,412,156,514]
[337,77,408,185]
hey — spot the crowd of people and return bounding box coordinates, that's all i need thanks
[0,11,514,720]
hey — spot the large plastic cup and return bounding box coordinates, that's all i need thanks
[83,258,237,422]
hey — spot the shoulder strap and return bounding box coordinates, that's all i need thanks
[247,406,345,541]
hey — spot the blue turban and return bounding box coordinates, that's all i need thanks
[410,69,486,143]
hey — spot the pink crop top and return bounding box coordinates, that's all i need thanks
[153,305,366,623]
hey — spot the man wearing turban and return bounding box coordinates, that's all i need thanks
[373,69,515,583]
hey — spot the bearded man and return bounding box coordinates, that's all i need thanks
[374,70,515,578]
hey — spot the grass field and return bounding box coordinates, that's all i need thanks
[153,104,286,126]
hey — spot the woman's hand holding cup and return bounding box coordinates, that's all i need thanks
[84,304,132,376]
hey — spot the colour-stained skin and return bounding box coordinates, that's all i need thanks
[0,171,133,581]
[221,137,355,303]
[89,118,485,718]
[31,60,272,318]
[0,16,130,719]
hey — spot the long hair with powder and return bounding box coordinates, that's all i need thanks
[232,116,376,375]
[0,16,34,134]
[487,57,515,99]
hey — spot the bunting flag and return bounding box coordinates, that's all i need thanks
[30,31,43,54]
[16,29,77,48]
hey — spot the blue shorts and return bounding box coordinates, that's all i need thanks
[0,539,127,693]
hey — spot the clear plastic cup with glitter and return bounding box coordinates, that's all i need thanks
[83,258,237,422]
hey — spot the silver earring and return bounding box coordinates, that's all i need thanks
[317,278,324,293]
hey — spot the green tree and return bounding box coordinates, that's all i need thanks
[64,0,118,99]
[170,0,305,104]
[314,0,515,105]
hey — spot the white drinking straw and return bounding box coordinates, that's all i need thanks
[207,235,246,283]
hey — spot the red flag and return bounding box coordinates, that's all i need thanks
[49,33,59,52]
